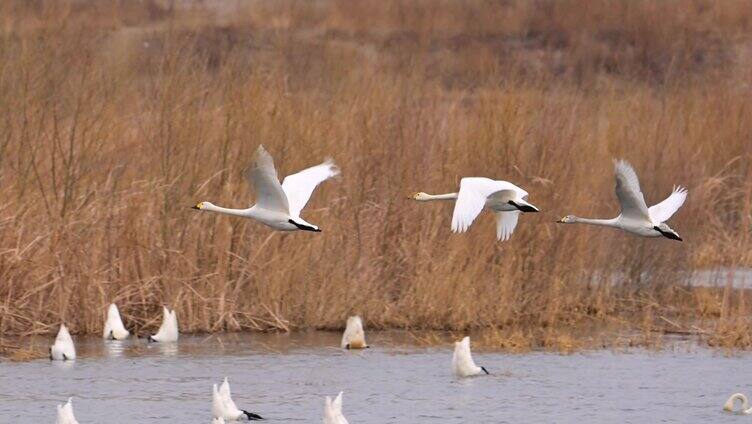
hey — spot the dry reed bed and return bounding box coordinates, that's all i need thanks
[0,0,750,351]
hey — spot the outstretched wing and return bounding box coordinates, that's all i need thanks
[648,186,687,223]
[613,160,651,221]
[494,211,520,241]
[245,145,290,213]
[281,159,339,218]
[451,178,518,234]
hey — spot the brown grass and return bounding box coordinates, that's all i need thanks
[0,0,751,350]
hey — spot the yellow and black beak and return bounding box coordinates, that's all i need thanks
[191,203,202,210]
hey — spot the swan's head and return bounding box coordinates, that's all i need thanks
[192,201,213,210]
[557,215,577,223]
[410,192,430,201]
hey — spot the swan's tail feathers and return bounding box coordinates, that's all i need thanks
[243,410,264,420]
[481,366,490,375]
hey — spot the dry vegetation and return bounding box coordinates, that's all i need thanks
[0,0,751,351]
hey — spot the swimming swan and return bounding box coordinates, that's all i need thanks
[50,324,76,361]
[103,303,129,340]
[557,159,686,241]
[56,398,79,424]
[212,377,264,421]
[724,393,752,414]
[149,306,179,343]
[411,178,539,241]
[452,336,489,377]
[193,145,339,232]
[341,316,368,349]
[323,391,349,424]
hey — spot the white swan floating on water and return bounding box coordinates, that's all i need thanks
[323,391,349,424]
[212,377,263,421]
[557,159,686,241]
[411,178,539,241]
[452,336,488,377]
[341,316,368,349]
[724,393,752,414]
[50,324,76,361]
[149,306,179,343]
[103,303,129,340]
[55,397,79,424]
[193,145,339,232]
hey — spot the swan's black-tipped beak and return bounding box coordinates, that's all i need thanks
[191,205,200,210]
[555,219,563,223]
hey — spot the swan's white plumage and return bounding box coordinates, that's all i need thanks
[56,398,79,424]
[613,159,651,221]
[340,316,368,349]
[195,145,338,232]
[150,306,179,343]
[494,211,520,242]
[452,336,486,377]
[648,186,687,223]
[558,159,686,241]
[281,159,340,218]
[245,145,290,213]
[50,324,76,361]
[323,391,349,424]
[212,417,226,424]
[212,377,263,421]
[103,303,129,340]
[724,393,752,414]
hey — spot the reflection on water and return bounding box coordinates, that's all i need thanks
[0,332,749,423]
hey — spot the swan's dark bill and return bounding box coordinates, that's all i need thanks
[191,204,200,210]
[653,226,683,242]
[507,200,540,213]
[288,219,321,232]
[243,410,264,420]
[481,366,490,375]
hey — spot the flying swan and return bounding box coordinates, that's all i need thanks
[50,324,76,361]
[55,398,79,424]
[149,306,179,343]
[411,178,539,241]
[341,316,368,349]
[103,303,129,340]
[212,377,264,421]
[452,336,489,377]
[557,159,686,241]
[323,391,349,424]
[724,393,752,414]
[193,145,339,232]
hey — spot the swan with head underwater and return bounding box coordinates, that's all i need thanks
[212,377,264,421]
[724,393,752,415]
[50,324,76,361]
[193,145,339,232]
[148,306,179,343]
[452,336,489,377]
[410,177,540,241]
[323,391,349,424]
[557,159,687,241]
[341,316,368,349]
[103,303,129,340]
[55,398,79,424]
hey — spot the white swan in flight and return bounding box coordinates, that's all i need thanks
[56,398,79,424]
[341,316,368,349]
[193,145,339,232]
[212,377,263,421]
[149,306,179,343]
[411,178,539,241]
[452,336,488,377]
[103,303,129,340]
[323,391,349,424]
[724,393,752,414]
[50,324,76,361]
[557,159,686,241]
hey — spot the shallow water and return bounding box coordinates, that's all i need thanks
[0,332,749,423]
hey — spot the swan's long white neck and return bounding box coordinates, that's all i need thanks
[570,217,620,228]
[417,193,458,201]
[726,393,752,414]
[202,204,253,218]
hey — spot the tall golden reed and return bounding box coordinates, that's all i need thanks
[0,0,750,349]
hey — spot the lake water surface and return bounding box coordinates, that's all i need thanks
[0,332,749,423]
